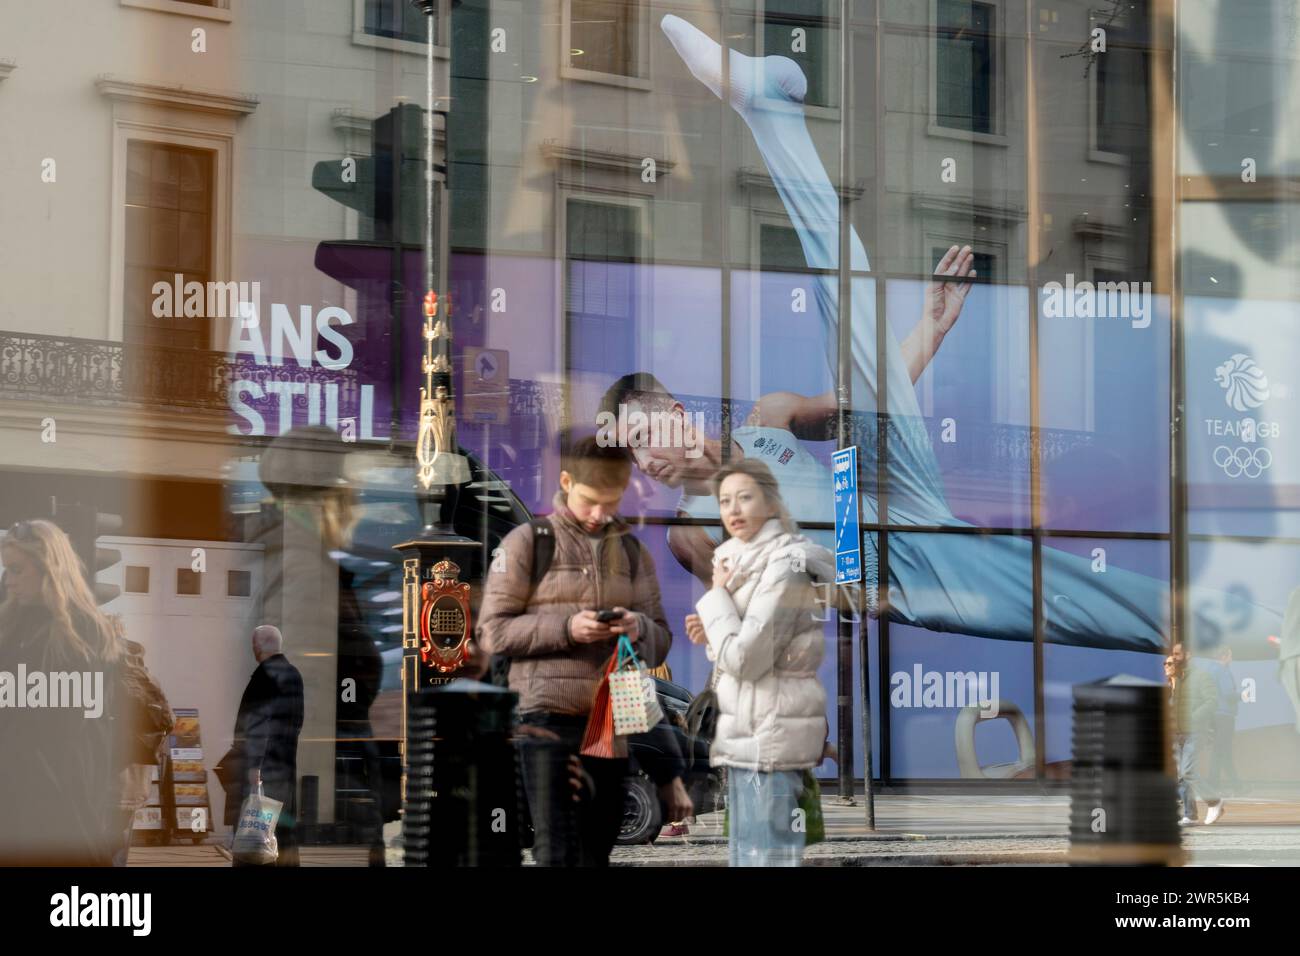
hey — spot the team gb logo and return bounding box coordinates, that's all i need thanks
[1215,354,1270,412]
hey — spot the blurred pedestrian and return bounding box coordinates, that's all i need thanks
[686,460,834,866]
[1167,643,1223,826]
[109,623,173,866]
[1203,646,1239,794]
[219,625,304,865]
[0,519,126,865]
[248,426,385,859]
[1280,588,1300,736]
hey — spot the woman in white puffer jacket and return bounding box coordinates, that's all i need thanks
[685,459,834,866]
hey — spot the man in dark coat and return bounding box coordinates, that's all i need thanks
[223,625,305,865]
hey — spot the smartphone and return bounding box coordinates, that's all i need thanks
[595,609,622,623]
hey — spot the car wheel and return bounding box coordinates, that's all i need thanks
[616,774,662,846]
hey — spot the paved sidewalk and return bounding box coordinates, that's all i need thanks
[126,794,1300,867]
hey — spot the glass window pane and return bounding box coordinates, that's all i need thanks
[886,531,1035,778]
[571,0,640,77]
[1043,537,1170,774]
[1187,539,1300,789]
[887,278,1030,528]
[935,0,995,134]
[1183,215,1300,539]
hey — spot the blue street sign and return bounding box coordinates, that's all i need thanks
[833,446,861,585]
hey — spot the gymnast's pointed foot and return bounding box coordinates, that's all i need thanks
[660,14,807,115]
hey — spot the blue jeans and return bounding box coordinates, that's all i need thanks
[1175,731,1218,819]
[727,769,805,867]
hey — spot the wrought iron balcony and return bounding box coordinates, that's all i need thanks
[0,330,358,412]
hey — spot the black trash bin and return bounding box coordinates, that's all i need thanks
[403,680,523,867]
[1069,674,1183,866]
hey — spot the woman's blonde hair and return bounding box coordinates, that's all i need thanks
[709,458,799,536]
[1,519,121,663]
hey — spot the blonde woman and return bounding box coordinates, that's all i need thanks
[0,519,125,865]
[684,459,833,866]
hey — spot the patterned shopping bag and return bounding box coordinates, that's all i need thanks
[609,636,657,735]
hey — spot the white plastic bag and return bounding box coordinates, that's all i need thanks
[231,773,282,865]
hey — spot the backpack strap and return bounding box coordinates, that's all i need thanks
[527,516,556,600]
[621,532,641,580]
[527,515,640,597]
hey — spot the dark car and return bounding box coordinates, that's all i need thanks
[511,676,726,850]
[619,677,725,845]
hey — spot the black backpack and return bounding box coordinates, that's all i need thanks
[488,517,641,687]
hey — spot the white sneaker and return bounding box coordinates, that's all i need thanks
[1205,802,1225,825]
[1178,816,1197,826]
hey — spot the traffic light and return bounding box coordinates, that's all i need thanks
[58,501,123,606]
[312,103,443,246]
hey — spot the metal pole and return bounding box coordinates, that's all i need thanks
[388,101,405,450]
[719,7,732,464]
[834,0,858,808]
[852,1,873,832]
[423,4,436,314]
[1024,0,1047,781]
[412,0,468,498]
[1165,0,1188,664]
[871,0,891,804]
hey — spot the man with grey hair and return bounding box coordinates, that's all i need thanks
[219,624,305,865]
[252,624,283,659]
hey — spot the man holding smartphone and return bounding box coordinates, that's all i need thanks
[480,434,673,866]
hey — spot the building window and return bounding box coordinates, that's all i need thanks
[119,0,232,20]
[933,244,997,285]
[760,223,809,271]
[1090,7,1148,163]
[124,140,215,349]
[933,0,997,135]
[125,566,151,594]
[364,0,434,44]
[563,0,652,88]
[354,0,447,54]
[760,0,838,111]
[565,197,641,374]
[176,568,202,596]
[227,569,251,597]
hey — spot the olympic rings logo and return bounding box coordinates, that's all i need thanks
[1213,445,1273,479]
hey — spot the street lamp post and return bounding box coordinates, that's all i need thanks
[394,0,476,813]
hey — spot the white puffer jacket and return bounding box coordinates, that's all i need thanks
[695,518,834,772]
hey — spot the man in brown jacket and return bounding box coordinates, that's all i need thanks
[479,436,672,865]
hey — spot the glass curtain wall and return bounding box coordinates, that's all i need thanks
[464,0,1300,785]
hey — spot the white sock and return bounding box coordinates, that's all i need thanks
[660,14,806,115]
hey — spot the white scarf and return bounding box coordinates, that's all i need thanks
[712,518,833,595]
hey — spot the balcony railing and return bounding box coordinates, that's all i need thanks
[0,331,1095,477]
[0,331,357,412]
